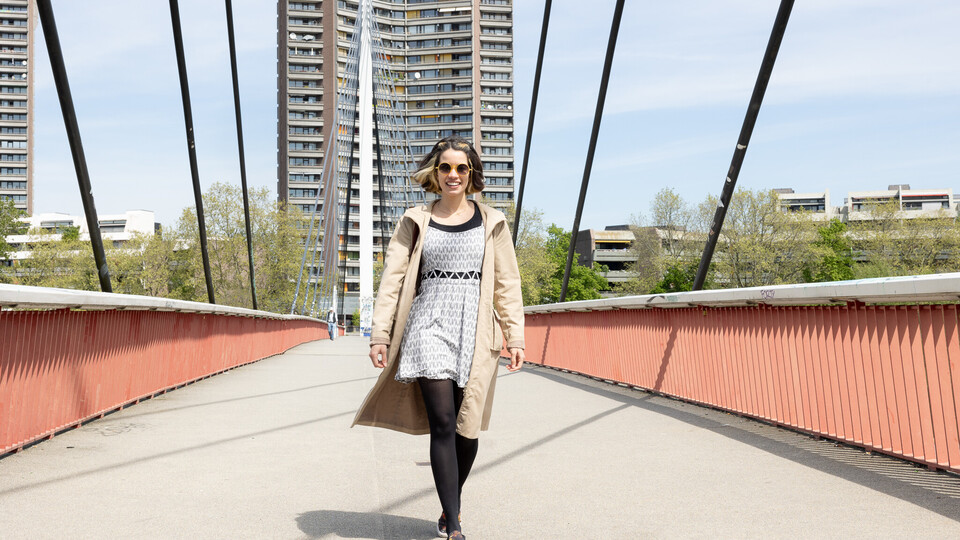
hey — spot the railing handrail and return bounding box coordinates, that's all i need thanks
[526,272,960,313]
[0,283,321,322]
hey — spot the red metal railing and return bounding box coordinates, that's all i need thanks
[0,287,326,455]
[524,275,960,474]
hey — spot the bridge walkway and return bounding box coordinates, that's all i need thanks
[1,337,959,539]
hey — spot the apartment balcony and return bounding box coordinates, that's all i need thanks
[593,249,635,263]
[600,269,636,283]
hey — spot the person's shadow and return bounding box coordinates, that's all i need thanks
[296,510,437,539]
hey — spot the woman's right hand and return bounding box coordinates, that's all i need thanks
[370,344,388,368]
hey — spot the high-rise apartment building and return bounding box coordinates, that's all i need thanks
[0,1,33,215]
[277,0,514,312]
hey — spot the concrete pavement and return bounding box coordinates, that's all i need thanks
[1,336,959,539]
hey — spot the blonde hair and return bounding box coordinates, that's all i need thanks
[413,136,485,195]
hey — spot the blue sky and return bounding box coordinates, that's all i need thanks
[33,1,960,230]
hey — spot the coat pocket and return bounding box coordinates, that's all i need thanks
[491,310,504,351]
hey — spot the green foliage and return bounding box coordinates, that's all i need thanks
[8,183,305,313]
[709,189,820,287]
[503,203,553,306]
[0,198,26,262]
[108,230,189,297]
[501,208,609,305]
[618,188,701,295]
[852,260,896,279]
[649,262,710,294]
[15,228,98,290]
[372,255,384,294]
[61,226,80,242]
[847,200,960,276]
[174,182,307,312]
[538,224,608,304]
[803,219,854,282]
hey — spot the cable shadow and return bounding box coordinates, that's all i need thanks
[521,363,960,523]
[95,376,377,423]
[296,510,435,540]
[369,403,631,516]
[653,324,678,391]
[0,410,357,496]
[539,324,552,365]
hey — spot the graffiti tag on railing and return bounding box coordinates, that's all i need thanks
[760,290,776,300]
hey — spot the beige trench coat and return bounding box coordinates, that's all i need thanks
[351,200,525,439]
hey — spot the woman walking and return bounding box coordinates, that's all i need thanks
[353,136,525,539]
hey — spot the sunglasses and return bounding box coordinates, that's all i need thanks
[436,162,472,177]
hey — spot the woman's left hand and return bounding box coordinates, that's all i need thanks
[507,347,525,372]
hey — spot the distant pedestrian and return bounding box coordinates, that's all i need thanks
[353,136,525,540]
[326,309,337,341]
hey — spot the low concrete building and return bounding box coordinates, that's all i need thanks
[3,210,158,265]
[575,226,637,285]
[776,185,958,222]
[843,185,956,221]
[774,188,838,220]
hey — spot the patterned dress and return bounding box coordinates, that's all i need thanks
[396,203,484,388]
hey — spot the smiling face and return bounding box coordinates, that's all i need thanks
[436,148,471,198]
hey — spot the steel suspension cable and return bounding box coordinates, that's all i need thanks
[692,0,795,290]
[169,0,216,304]
[337,92,361,319]
[372,97,389,254]
[312,10,363,315]
[36,0,112,293]
[560,0,625,303]
[224,0,258,309]
[513,0,552,245]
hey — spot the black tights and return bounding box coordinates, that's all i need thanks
[417,378,478,534]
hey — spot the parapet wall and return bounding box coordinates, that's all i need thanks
[523,274,960,474]
[0,285,327,456]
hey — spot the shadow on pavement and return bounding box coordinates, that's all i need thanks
[0,410,357,496]
[296,510,436,539]
[371,401,631,516]
[98,376,377,423]
[521,362,960,523]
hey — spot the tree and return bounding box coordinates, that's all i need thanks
[803,219,854,282]
[849,200,960,277]
[617,189,703,296]
[15,227,99,290]
[173,182,307,312]
[372,255,384,294]
[649,262,704,294]
[613,221,661,296]
[649,187,693,262]
[538,224,608,304]
[707,188,819,287]
[108,230,189,297]
[0,199,27,282]
[503,202,553,305]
